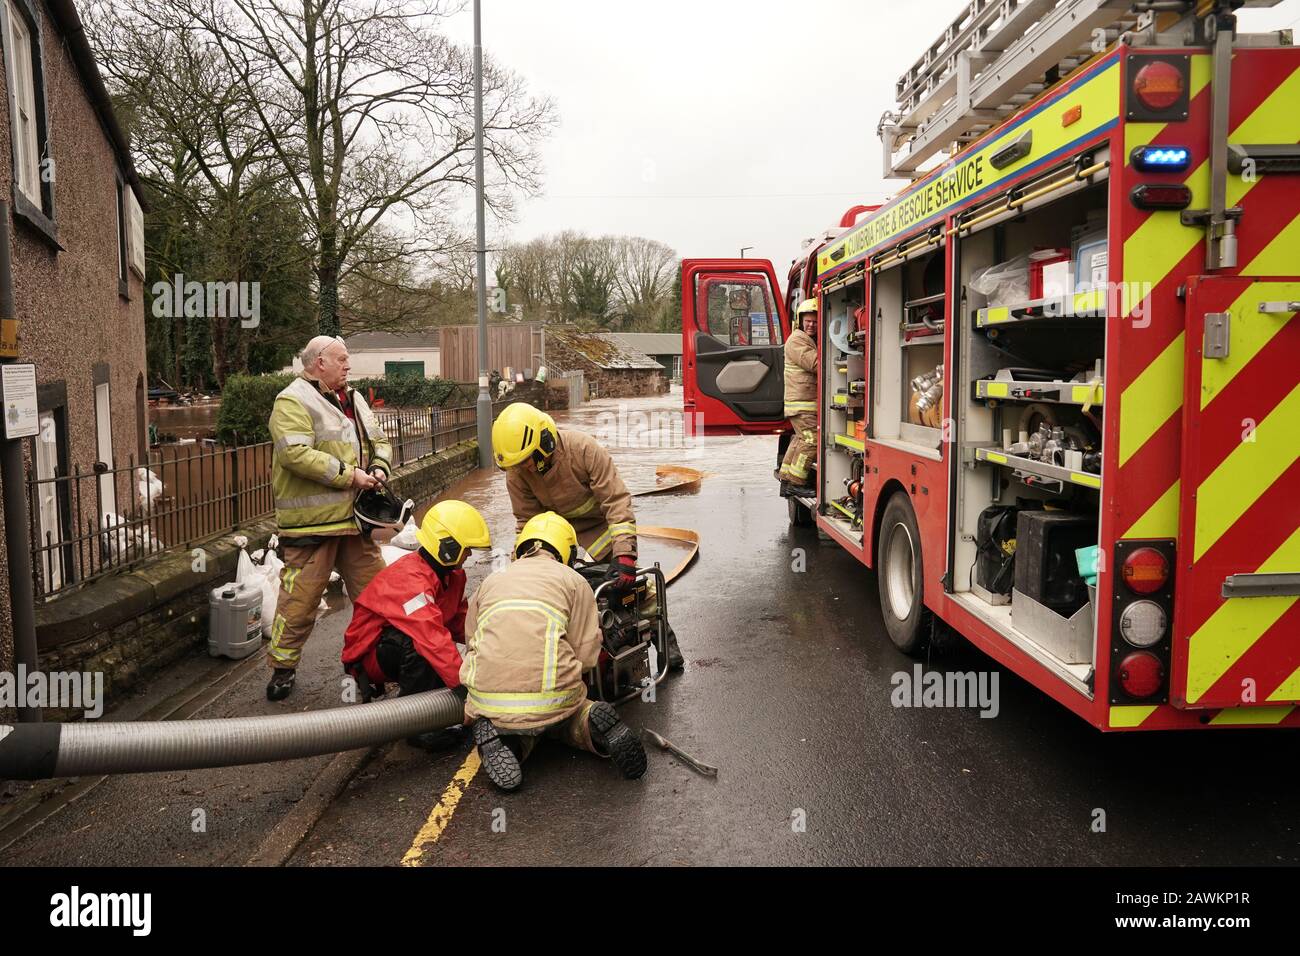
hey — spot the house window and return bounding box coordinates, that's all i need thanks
[2,0,55,242]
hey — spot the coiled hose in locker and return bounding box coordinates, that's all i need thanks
[0,688,464,781]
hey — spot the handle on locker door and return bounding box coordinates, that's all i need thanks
[1257,301,1300,315]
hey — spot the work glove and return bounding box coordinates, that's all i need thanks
[603,554,637,595]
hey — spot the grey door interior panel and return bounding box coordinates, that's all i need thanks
[693,332,783,420]
[715,359,769,394]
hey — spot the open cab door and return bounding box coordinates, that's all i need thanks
[681,259,791,435]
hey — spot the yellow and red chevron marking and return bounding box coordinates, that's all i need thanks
[1176,278,1300,709]
[1109,703,1300,731]
[1108,48,1300,724]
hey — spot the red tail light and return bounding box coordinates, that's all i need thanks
[1122,546,1169,594]
[1118,652,1165,699]
[1133,60,1184,111]
[1131,184,1192,210]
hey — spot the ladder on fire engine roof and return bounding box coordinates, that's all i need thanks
[877,0,1284,179]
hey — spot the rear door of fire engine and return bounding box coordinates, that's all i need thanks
[681,259,791,434]
[1174,277,1300,711]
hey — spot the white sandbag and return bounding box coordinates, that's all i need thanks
[389,517,420,551]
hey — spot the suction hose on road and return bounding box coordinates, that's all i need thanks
[0,688,464,781]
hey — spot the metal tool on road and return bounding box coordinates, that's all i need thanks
[641,729,717,777]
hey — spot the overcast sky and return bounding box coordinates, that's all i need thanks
[445,0,1300,275]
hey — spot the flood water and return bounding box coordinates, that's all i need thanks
[420,386,743,573]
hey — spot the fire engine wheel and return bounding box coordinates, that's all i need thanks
[788,497,814,527]
[877,492,930,656]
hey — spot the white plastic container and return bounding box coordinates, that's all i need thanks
[209,581,264,659]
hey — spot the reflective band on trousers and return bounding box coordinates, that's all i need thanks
[587,522,637,560]
[785,402,816,413]
[472,599,569,692]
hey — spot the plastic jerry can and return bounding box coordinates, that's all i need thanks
[208,581,264,659]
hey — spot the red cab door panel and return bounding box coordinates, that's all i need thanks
[681,259,790,434]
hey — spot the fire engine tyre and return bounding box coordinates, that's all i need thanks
[788,497,814,527]
[877,492,930,656]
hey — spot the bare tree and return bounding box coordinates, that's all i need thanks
[152,0,554,335]
[615,236,676,329]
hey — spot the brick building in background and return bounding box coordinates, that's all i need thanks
[0,0,148,689]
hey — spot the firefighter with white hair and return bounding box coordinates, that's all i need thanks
[264,335,395,701]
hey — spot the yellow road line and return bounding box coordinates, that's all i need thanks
[400,749,481,867]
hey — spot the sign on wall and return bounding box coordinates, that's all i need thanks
[1,363,39,439]
[128,189,145,278]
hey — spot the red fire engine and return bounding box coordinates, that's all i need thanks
[681,0,1300,730]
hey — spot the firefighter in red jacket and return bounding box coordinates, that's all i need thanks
[342,500,490,750]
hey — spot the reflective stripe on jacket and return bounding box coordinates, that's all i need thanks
[460,551,602,731]
[783,329,818,417]
[505,428,637,560]
[270,375,393,536]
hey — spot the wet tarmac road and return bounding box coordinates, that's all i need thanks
[5,388,1298,866]
[295,389,1300,867]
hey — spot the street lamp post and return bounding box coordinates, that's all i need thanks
[740,246,753,258]
[472,0,492,468]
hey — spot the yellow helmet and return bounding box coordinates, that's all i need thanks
[514,512,578,565]
[491,402,558,469]
[796,298,819,316]
[417,500,491,567]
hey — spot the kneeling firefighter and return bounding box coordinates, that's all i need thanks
[341,500,490,750]
[491,401,684,670]
[462,512,647,792]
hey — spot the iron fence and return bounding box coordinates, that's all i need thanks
[27,398,507,601]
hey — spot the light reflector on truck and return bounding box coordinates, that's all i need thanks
[1119,600,1167,648]
[1118,651,1165,699]
[1122,546,1169,594]
[1131,145,1190,172]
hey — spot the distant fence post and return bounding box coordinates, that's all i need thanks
[229,446,241,529]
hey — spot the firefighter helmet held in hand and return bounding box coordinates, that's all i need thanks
[354,478,414,535]
[514,511,578,565]
[417,500,491,567]
[491,402,558,469]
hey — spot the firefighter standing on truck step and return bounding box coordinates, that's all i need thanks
[778,298,819,489]
[491,401,684,670]
[265,335,392,702]
[463,512,648,792]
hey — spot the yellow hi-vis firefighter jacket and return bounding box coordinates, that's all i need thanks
[505,428,637,561]
[783,329,818,417]
[269,375,392,536]
[460,550,602,731]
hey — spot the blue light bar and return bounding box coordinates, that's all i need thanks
[1131,145,1191,172]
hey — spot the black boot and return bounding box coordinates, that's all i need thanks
[473,719,524,791]
[587,701,647,780]
[266,668,296,701]
[665,625,685,671]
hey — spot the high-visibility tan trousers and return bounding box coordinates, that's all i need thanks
[779,412,818,484]
[503,699,603,760]
[268,534,386,671]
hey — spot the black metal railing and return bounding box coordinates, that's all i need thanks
[27,398,509,601]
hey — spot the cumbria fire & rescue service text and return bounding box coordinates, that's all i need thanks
[0,666,103,718]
